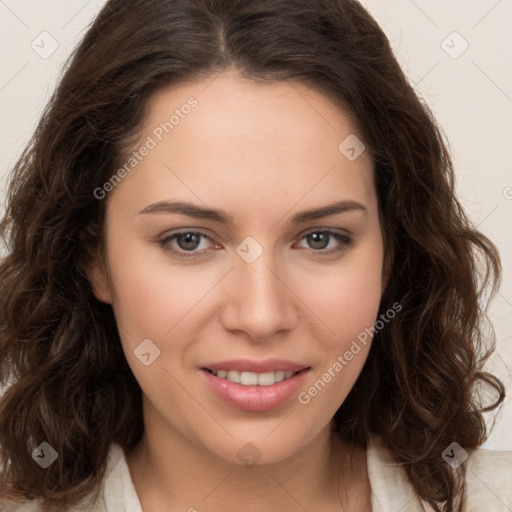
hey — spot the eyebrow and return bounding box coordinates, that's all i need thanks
[138,199,367,225]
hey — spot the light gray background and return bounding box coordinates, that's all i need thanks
[1,1,511,449]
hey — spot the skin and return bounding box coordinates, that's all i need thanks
[89,70,388,511]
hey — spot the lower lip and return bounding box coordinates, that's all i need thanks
[201,368,310,412]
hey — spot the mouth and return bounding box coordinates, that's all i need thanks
[199,358,311,411]
[200,366,311,412]
[200,359,311,412]
[202,368,308,387]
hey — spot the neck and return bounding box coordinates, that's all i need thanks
[126,413,365,511]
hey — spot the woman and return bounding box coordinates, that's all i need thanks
[0,0,510,511]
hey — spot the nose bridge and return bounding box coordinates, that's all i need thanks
[221,239,295,338]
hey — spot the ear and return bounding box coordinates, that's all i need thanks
[87,250,113,304]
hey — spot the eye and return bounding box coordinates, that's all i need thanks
[159,230,216,259]
[295,229,353,256]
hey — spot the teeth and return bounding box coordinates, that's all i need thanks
[210,369,297,386]
[227,370,240,383]
[240,371,258,385]
[275,370,285,383]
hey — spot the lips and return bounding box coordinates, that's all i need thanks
[200,358,311,412]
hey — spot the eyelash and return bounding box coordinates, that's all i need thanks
[158,228,353,260]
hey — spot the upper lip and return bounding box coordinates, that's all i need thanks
[202,358,310,373]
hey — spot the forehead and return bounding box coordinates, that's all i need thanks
[111,71,376,219]
[143,71,366,160]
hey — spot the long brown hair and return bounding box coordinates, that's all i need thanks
[0,1,504,510]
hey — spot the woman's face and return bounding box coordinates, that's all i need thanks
[90,71,387,464]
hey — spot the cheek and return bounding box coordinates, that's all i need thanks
[300,238,383,405]
[298,264,381,420]
[106,233,204,332]
[311,241,384,346]
[105,239,210,399]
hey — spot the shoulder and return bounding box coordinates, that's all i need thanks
[0,494,103,512]
[464,446,512,510]
[0,495,43,511]
[367,435,512,511]
[0,443,126,512]
[0,486,45,512]
[466,445,512,472]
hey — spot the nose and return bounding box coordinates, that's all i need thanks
[219,248,297,341]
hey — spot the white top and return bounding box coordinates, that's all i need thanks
[2,435,511,511]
